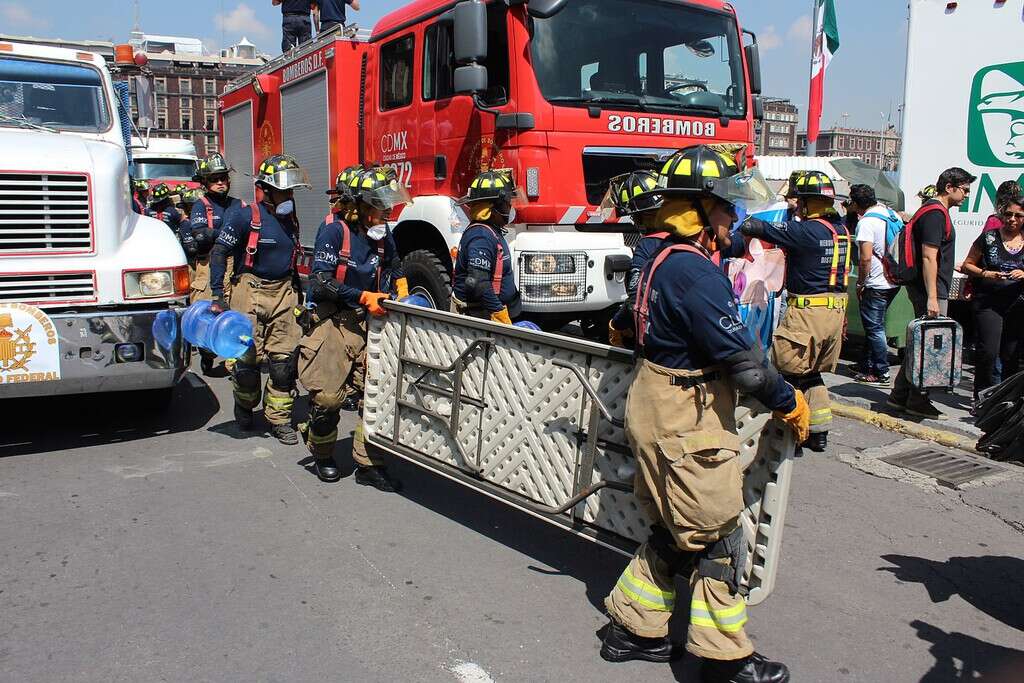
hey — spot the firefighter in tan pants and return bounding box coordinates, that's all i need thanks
[297,167,409,491]
[600,146,808,683]
[740,171,852,453]
[210,154,310,445]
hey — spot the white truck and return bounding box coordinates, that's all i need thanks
[0,41,188,401]
[130,135,199,188]
[899,0,1024,302]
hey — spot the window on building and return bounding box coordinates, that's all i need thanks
[207,134,218,152]
[154,77,166,93]
[206,115,215,131]
[381,34,415,110]
[203,79,216,95]
[156,94,168,108]
[180,96,191,109]
[179,78,191,94]
[876,139,882,151]
[204,97,217,109]
[180,114,191,130]
[157,113,167,129]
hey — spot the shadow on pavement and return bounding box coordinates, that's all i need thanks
[0,374,220,458]
[911,619,1024,682]
[880,554,1024,631]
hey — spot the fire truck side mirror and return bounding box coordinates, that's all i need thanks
[454,64,488,95]
[744,42,762,95]
[453,0,488,64]
[523,0,568,18]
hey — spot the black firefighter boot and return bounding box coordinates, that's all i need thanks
[234,403,255,431]
[701,653,790,683]
[355,465,400,493]
[313,458,341,483]
[599,619,676,663]
[803,431,828,453]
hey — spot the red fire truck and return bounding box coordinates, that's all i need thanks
[219,0,764,330]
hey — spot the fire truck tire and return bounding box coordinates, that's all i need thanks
[402,249,451,310]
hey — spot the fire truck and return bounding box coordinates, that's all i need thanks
[220,0,764,330]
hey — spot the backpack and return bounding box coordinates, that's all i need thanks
[863,207,904,283]
[882,202,951,286]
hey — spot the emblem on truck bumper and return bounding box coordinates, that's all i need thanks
[0,304,60,384]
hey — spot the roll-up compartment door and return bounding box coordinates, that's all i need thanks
[222,102,255,205]
[281,71,329,247]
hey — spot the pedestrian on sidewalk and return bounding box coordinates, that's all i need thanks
[961,195,1024,400]
[887,167,976,418]
[273,0,314,53]
[982,180,1023,233]
[850,184,901,386]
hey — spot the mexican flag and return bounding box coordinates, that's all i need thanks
[806,0,840,144]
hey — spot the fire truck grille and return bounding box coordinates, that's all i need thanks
[0,173,93,253]
[518,251,588,304]
[623,230,643,251]
[0,272,97,305]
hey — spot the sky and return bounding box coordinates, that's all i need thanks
[0,0,910,131]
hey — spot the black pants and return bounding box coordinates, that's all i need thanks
[282,14,312,52]
[973,296,1024,398]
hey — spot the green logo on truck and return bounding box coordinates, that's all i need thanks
[969,61,1024,167]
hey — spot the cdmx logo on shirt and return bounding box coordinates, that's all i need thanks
[969,61,1024,168]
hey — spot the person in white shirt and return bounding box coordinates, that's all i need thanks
[850,184,900,385]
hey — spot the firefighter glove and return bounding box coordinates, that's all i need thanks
[775,388,810,444]
[607,319,633,347]
[360,291,390,317]
[490,307,512,325]
[395,277,410,300]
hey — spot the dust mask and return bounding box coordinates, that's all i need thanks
[275,199,295,216]
[367,225,387,241]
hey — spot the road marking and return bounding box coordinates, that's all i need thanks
[447,661,494,683]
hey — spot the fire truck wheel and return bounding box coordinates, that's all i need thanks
[402,249,451,310]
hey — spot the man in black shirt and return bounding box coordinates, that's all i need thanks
[887,166,976,417]
[317,0,359,35]
[273,0,313,53]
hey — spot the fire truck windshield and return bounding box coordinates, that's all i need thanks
[530,0,747,119]
[0,56,111,133]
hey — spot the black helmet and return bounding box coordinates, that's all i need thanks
[151,183,172,203]
[456,169,521,206]
[607,170,662,216]
[173,183,189,196]
[196,152,232,179]
[255,154,312,190]
[791,170,838,200]
[355,167,411,211]
[636,145,772,209]
[131,178,149,192]
[327,164,365,202]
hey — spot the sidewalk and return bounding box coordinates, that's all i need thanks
[825,355,982,442]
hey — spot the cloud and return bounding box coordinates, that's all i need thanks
[758,25,782,51]
[0,1,51,31]
[787,14,814,43]
[214,3,271,40]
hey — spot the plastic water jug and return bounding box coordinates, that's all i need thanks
[181,300,253,359]
[400,294,433,308]
[152,309,179,350]
[513,320,542,331]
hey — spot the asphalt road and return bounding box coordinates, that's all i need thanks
[1,366,1022,682]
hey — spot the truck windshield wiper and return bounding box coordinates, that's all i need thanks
[670,102,724,117]
[548,94,647,110]
[0,113,59,133]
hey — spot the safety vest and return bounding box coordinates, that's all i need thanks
[810,217,852,290]
[634,241,711,349]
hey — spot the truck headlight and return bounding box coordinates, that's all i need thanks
[123,266,189,299]
[523,253,576,275]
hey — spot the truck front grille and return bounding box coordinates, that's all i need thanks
[518,251,588,304]
[0,272,97,306]
[0,173,93,254]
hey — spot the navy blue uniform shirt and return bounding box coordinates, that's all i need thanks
[453,223,517,313]
[280,0,312,13]
[211,202,298,296]
[146,203,184,235]
[612,233,671,331]
[318,0,354,22]
[744,215,851,295]
[638,246,793,410]
[183,195,243,257]
[308,217,403,309]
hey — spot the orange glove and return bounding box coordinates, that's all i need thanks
[395,277,410,300]
[490,307,512,325]
[359,291,389,317]
[775,389,810,445]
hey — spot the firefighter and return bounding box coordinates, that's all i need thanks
[599,145,809,683]
[451,170,522,324]
[297,167,409,490]
[172,183,190,208]
[210,154,310,445]
[146,183,186,236]
[131,178,149,214]
[740,170,851,453]
[604,170,667,347]
[186,153,245,375]
[327,164,366,411]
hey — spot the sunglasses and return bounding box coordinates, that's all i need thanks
[1003,211,1024,221]
[208,174,230,184]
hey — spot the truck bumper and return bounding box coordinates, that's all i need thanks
[0,306,185,399]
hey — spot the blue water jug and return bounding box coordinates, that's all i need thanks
[399,294,433,308]
[513,320,542,331]
[181,300,253,358]
[152,309,179,350]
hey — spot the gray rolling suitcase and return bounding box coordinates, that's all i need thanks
[905,316,963,391]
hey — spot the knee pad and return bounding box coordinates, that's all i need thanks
[309,402,341,436]
[313,391,345,413]
[695,526,747,594]
[268,352,296,392]
[648,524,697,576]
[232,363,261,391]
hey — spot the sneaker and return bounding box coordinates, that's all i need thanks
[906,397,942,419]
[854,372,892,387]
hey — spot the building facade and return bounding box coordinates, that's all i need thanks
[755,98,800,156]
[798,126,902,171]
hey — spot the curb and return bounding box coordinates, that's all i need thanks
[830,402,980,454]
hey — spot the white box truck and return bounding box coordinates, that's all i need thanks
[0,41,188,402]
[899,0,1024,302]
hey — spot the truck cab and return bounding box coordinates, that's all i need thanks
[130,136,200,192]
[0,41,188,400]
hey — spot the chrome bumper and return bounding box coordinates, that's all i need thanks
[0,306,185,399]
